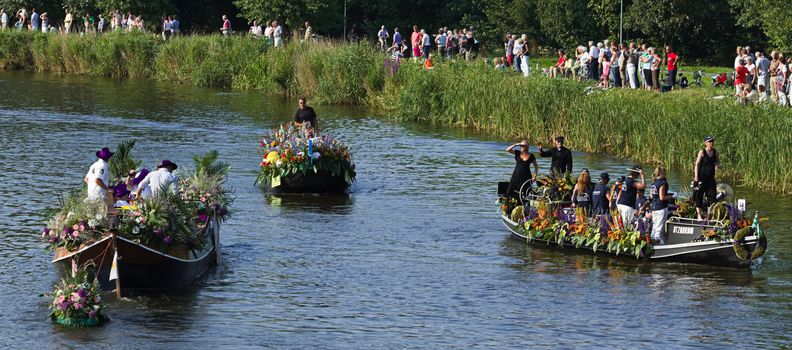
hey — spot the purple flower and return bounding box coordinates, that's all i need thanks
[58,301,70,310]
[62,227,74,235]
[163,236,172,245]
[154,228,164,237]
[49,236,58,243]
[87,310,97,319]
[41,228,50,238]
[77,289,87,298]
[198,213,209,223]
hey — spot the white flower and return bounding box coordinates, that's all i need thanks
[88,219,99,228]
[312,152,321,159]
[67,212,75,219]
[95,213,103,220]
[132,227,140,234]
[135,217,141,223]
[275,160,282,167]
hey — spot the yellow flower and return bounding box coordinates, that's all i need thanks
[266,151,279,163]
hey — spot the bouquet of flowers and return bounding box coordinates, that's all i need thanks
[535,174,573,202]
[256,123,356,187]
[46,262,108,327]
[42,190,109,252]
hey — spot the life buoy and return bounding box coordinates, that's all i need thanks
[733,226,767,260]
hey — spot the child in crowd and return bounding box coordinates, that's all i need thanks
[424,54,433,70]
[598,54,610,88]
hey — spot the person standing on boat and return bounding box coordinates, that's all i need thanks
[136,160,178,199]
[591,172,611,216]
[571,169,593,214]
[293,97,318,130]
[84,147,114,205]
[505,140,539,200]
[615,166,646,227]
[537,136,572,177]
[649,166,671,244]
[694,136,719,220]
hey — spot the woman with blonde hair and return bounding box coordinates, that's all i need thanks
[571,168,593,214]
[649,166,672,244]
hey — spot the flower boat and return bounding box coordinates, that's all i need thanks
[256,124,355,194]
[45,147,232,294]
[497,184,767,269]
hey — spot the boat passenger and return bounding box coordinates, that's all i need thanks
[571,169,593,214]
[504,140,538,200]
[293,97,318,130]
[84,147,114,205]
[649,166,672,244]
[615,166,646,227]
[125,168,150,200]
[694,136,719,220]
[537,136,573,177]
[591,172,611,216]
[635,188,648,213]
[113,183,131,207]
[136,160,178,199]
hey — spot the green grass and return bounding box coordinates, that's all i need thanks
[1,31,789,194]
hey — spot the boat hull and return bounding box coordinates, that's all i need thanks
[501,215,757,269]
[52,219,220,293]
[262,170,350,194]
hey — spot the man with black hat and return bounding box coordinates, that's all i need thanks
[136,160,178,199]
[591,172,612,216]
[84,147,114,203]
[538,136,573,177]
[615,165,646,227]
[694,135,719,219]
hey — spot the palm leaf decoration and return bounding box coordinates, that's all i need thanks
[108,140,142,184]
[192,150,230,181]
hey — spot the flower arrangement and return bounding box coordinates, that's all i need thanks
[46,262,108,327]
[256,123,356,187]
[515,201,652,258]
[116,151,233,250]
[41,190,110,252]
[535,174,573,202]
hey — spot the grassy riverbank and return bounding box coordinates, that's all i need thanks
[1,32,789,194]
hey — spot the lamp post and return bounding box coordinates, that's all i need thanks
[619,0,623,45]
[343,0,347,41]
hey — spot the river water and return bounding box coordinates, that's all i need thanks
[0,71,790,348]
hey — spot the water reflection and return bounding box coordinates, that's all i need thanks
[263,193,355,214]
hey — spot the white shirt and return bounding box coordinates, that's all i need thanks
[273,26,282,38]
[264,26,273,37]
[85,159,109,201]
[137,168,177,198]
[589,46,599,59]
[1,13,8,24]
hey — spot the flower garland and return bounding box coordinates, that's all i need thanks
[256,123,356,187]
[41,191,109,251]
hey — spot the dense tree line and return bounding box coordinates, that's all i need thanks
[2,0,789,64]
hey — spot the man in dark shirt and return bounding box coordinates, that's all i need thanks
[293,97,318,129]
[538,136,573,177]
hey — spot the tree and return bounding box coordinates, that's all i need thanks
[731,0,792,51]
[233,0,325,29]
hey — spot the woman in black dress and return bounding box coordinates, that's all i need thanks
[505,141,539,200]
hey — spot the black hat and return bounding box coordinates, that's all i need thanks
[157,159,178,170]
[704,135,715,142]
[626,165,642,173]
[555,136,565,143]
[599,172,610,180]
[617,176,626,182]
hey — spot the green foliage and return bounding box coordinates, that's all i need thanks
[192,150,231,180]
[730,0,792,52]
[233,0,325,28]
[108,139,142,184]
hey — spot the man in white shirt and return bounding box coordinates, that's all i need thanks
[273,21,282,47]
[84,147,114,203]
[136,160,178,199]
[263,20,273,45]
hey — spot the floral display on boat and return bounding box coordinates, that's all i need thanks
[41,144,233,253]
[256,123,356,187]
[46,263,108,327]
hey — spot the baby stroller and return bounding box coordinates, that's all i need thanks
[692,70,703,86]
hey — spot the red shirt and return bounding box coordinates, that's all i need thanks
[735,65,749,84]
[667,52,677,71]
[557,56,566,66]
